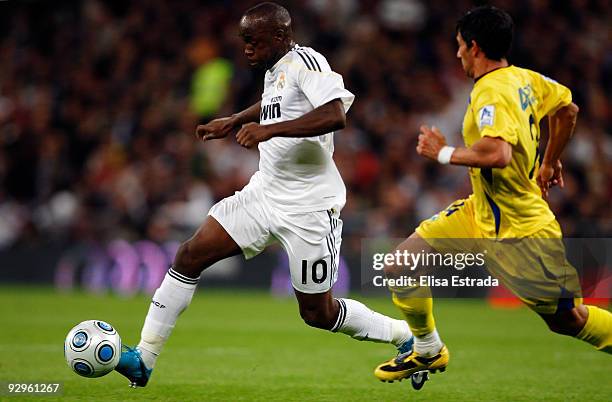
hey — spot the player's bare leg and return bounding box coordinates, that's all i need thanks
[116,216,242,387]
[540,305,588,336]
[294,288,413,346]
[294,289,338,330]
[540,303,612,354]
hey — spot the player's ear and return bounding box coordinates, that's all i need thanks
[273,28,285,43]
[470,40,480,56]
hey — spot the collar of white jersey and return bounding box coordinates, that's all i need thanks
[269,44,300,73]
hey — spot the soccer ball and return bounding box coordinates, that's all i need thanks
[64,320,122,378]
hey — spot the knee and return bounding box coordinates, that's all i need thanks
[383,252,409,279]
[174,237,212,277]
[383,263,399,279]
[384,234,426,280]
[174,240,199,274]
[300,306,336,330]
[543,308,588,336]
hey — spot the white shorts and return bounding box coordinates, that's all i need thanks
[208,175,343,294]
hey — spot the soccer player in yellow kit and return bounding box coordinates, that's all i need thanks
[375,6,612,382]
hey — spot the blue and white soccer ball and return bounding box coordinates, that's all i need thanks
[64,320,122,378]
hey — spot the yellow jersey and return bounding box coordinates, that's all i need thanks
[462,65,572,238]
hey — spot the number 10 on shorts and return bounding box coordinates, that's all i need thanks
[302,259,328,284]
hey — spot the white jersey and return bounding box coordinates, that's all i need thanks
[255,44,355,212]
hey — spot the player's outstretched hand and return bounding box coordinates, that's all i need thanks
[537,160,564,199]
[195,116,237,141]
[417,125,447,161]
[236,122,273,149]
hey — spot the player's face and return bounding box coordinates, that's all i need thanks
[456,33,474,78]
[239,19,278,70]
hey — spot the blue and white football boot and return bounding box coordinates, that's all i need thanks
[115,346,152,388]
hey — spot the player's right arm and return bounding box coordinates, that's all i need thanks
[417,125,512,168]
[195,101,261,141]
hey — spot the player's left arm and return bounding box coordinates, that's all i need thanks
[235,99,345,148]
[536,102,579,197]
[417,125,512,168]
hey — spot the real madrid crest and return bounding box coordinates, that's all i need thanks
[276,71,286,91]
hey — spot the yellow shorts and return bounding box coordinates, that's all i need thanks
[415,196,582,314]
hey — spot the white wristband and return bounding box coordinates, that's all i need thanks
[437,146,455,164]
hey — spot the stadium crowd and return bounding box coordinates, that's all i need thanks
[0,0,610,257]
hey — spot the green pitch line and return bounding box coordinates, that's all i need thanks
[0,287,610,401]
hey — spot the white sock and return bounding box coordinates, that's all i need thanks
[137,268,199,369]
[331,298,412,346]
[413,329,443,357]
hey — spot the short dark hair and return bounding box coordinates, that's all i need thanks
[243,2,291,30]
[456,6,513,61]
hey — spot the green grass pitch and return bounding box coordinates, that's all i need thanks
[1,287,610,401]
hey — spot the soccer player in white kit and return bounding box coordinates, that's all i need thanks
[115,2,415,388]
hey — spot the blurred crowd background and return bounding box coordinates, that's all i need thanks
[0,0,610,287]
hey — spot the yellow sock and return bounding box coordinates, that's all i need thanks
[576,305,612,354]
[392,293,435,337]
